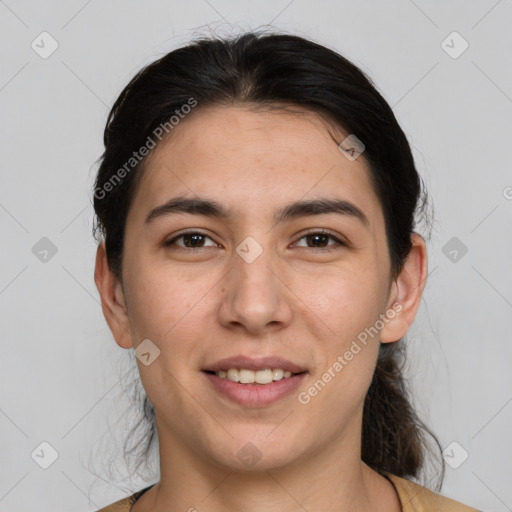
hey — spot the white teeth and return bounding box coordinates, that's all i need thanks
[254,369,273,384]
[227,369,239,382]
[272,368,284,380]
[239,369,255,383]
[215,368,296,384]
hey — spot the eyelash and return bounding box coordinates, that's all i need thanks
[163,229,345,253]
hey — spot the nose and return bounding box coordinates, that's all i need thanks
[217,240,293,335]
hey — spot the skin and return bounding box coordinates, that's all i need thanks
[95,105,427,512]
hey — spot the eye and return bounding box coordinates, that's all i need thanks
[163,229,346,253]
[163,230,218,250]
[293,230,345,252]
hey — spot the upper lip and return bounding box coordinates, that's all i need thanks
[202,355,307,373]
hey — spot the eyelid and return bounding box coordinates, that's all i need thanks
[297,228,344,241]
[293,228,346,249]
[164,228,346,251]
[163,229,218,247]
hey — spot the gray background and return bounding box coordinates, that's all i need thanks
[1,1,511,510]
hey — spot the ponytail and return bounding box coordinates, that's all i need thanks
[362,341,445,489]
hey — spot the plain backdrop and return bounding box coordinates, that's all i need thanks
[1,1,511,511]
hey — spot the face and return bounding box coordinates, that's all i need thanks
[99,105,415,473]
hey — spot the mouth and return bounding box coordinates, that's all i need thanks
[202,368,306,384]
[201,356,308,407]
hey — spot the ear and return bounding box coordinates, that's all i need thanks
[380,233,428,344]
[94,241,134,349]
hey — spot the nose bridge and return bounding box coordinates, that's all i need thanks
[232,234,277,297]
[219,233,290,331]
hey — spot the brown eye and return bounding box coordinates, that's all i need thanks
[164,231,217,250]
[294,230,345,252]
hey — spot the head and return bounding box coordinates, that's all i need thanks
[93,31,443,487]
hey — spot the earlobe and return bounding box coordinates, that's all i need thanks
[380,233,428,344]
[94,242,134,349]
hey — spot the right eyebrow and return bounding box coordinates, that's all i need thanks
[145,196,230,224]
[144,195,370,229]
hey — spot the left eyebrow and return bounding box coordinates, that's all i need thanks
[144,196,369,228]
[274,198,369,227]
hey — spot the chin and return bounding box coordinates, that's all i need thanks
[204,434,304,474]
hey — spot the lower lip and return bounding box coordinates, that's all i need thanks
[202,371,307,407]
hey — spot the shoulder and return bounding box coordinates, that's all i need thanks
[96,485,155,512]
[383,473,480,512]
[96,495,135,512]
[95,477,481,512]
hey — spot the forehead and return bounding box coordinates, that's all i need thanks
[130,105,384,229]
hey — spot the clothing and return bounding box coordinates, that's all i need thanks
[96,483,154,512]
[95,473,480,511]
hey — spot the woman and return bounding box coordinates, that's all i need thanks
[92,31,479,511]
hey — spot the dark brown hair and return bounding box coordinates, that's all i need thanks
[92,30,444,489]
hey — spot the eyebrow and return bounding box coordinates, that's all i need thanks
[144,195,369,227]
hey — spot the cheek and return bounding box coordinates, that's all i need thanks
[292,263,384,400]
[292,263,385,339]
[124,275,171,341]
[123,259,217,354]
[301,322,380,418]
[123,264,212,404]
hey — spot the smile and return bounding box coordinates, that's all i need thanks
[202,370,307,407]
[210,368,296,384]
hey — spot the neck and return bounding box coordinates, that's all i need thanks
[132,418,401,512]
